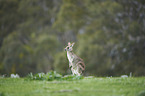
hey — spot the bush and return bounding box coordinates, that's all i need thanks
[27,71,83,81]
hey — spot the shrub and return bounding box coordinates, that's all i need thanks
[27,71,83,81]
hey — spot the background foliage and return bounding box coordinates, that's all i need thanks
[0,0,145,76]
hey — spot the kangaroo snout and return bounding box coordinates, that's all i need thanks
[64,48,67,51]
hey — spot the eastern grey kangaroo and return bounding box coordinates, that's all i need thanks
[64,42,85,76]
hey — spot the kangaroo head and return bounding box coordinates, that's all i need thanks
[64,42,75,51]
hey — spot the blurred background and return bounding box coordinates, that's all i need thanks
[0,0,145,76]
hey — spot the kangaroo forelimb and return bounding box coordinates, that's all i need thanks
[77,61,85,71]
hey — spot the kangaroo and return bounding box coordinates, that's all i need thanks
[64,42,85,76]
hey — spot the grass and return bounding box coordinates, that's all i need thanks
[0,77,145,96]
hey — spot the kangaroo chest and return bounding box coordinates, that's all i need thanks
[67,51,74,63]
[67,51,80,68]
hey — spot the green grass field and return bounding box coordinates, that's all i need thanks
[0,77,145,96]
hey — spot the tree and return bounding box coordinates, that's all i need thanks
[0,0,144,76]
[0,0,62,76]
[0,0,20,47]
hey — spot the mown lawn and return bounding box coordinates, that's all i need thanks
[0,77,145,96]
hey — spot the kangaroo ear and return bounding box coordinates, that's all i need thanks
[68,42,71,46]
[71,42,75,47]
